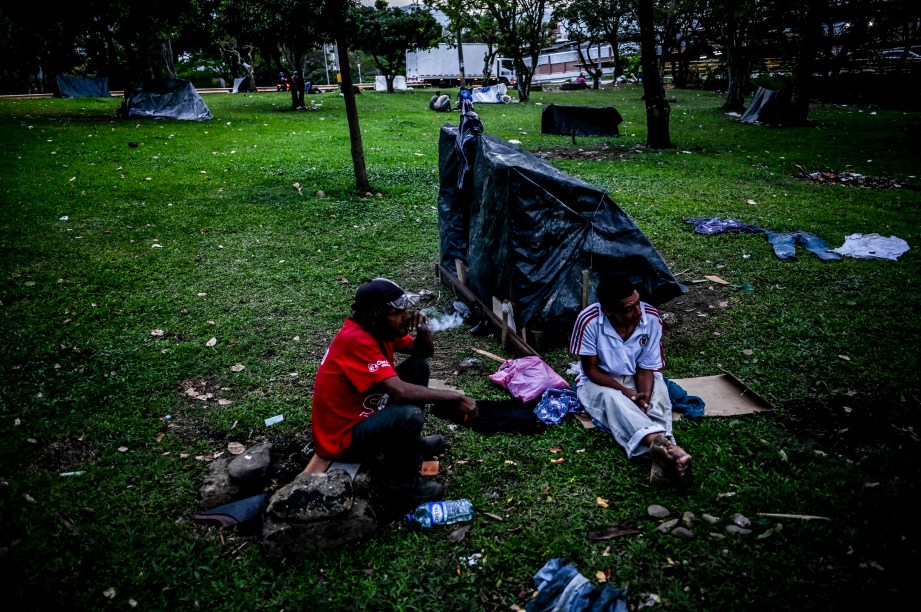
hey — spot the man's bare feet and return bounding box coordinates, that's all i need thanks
[648,434,692,486]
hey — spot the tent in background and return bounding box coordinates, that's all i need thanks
[121,78,212,121]
[739,87,793,125]
[541,104,623,136]
[55,75,110,98]
[438,125,685,344]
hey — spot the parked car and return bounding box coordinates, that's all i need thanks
[877,48,921,62]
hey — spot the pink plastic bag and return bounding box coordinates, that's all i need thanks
[488,356,570,403]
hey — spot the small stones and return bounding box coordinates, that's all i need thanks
[701,513,719,525]
[671,526,694,540]
[647,504,671,519]
[725,524,753,536]
[681,511,695,529]
[731,513,751,528]
[657,518,679,534]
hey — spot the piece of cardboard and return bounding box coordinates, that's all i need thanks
[575,373,771,428]
[669,373,772,419]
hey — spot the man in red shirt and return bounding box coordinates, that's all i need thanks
[310,278,478,505]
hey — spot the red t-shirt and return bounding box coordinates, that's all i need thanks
[311,318,414,458]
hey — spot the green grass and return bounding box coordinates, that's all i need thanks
[1,87,919,610]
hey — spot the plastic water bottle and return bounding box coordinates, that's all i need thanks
[406,499,474,527]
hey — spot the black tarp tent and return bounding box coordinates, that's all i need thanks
[541,104,623,136]
[438,125,685,343]
[55,75,110,98]
[122,78,212,121]
[739,86,793,125]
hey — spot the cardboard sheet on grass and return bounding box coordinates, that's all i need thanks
[575,373,772,428]
[437,125,684,345]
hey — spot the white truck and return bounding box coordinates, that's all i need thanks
[406,43,516,88]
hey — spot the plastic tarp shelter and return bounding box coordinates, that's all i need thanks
[375,75,408,91]
[739,86,793,125]
[232,77,255,93]
[470,83,511,104]
[541,103,623,136]
[55,75,109,98]
[123,78,213,121]
[438,125,685,344]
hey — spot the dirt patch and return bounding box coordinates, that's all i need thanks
[531,143,646,162]
[26,434,97,475]
[657,282,730,342]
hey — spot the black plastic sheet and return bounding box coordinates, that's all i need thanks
[123,78,213,121]
[739,87,793,125]
[541,104,623,136]
[437,125,685,344]
[55,75,109,98]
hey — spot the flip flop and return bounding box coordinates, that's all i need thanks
[192,493,270,527]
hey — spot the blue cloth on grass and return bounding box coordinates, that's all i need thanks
[526,558,628,612]
[764,230,842,262]
[534,387,582,425]
[664,377,706,419]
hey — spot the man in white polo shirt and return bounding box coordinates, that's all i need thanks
[570,274,691,485]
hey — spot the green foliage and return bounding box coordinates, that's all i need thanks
[0,88,918,609]
[355,1,442,85]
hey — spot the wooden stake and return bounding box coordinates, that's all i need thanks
[581,269,590,309]
[470,346,507,363]
[455,258,468,286]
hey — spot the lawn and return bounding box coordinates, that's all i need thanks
[0,85,919,610]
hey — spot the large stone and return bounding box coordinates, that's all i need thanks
[261,497,377,557]
[647,504,671,519]
[731,513,751,528]
[228,443,273,484]
[200,457,243,508]
[657,518,679,534]
[267,471,353,522]
[671,526,694,540]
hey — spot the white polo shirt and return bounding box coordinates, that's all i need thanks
[569,301,665,385]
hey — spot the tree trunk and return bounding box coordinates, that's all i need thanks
[335,34,372,193]
[637,0,673,149]
[160,40,177,79]
[789,0,823,125]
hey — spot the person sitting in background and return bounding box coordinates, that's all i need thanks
[429,90,452,112]
[570,274,691,486]
[308,278,478,506]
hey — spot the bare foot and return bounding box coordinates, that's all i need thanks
[648,435,692,485]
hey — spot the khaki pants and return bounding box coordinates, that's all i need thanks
[577,374,674,458]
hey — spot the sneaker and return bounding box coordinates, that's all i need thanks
[418,434,445,457]
[378,477,444,504]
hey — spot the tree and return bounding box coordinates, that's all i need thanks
[473,0,556,102]
[554,0,635,87]
[637,0,672,148]
[356,1,441,93]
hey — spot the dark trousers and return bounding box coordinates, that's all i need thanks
[344,356,431,484]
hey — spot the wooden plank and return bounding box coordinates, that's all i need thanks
[436,263,539,356]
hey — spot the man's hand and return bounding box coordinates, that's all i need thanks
[630,391,650,412]
[409,310,429,334]
[457,395,478,420]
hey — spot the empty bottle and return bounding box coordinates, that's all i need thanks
[406,499,474,527]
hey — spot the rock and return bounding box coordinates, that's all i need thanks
[709,532,726,539]
[228,443,273,484]
[725,524,752,536]
[681,511,695,529]
[671,526,694,540]
[731,513,751,528]
[267,471,353,522]
[657,518,679,534]
[199,457,243,508]
[647,504,671,519]
[262,497,376,557]
[701,513,719,525]
[458,358,483,374]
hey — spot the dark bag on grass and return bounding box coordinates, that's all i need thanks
[432,398,545,435]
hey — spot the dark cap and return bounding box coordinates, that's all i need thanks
[354,277,420,310]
